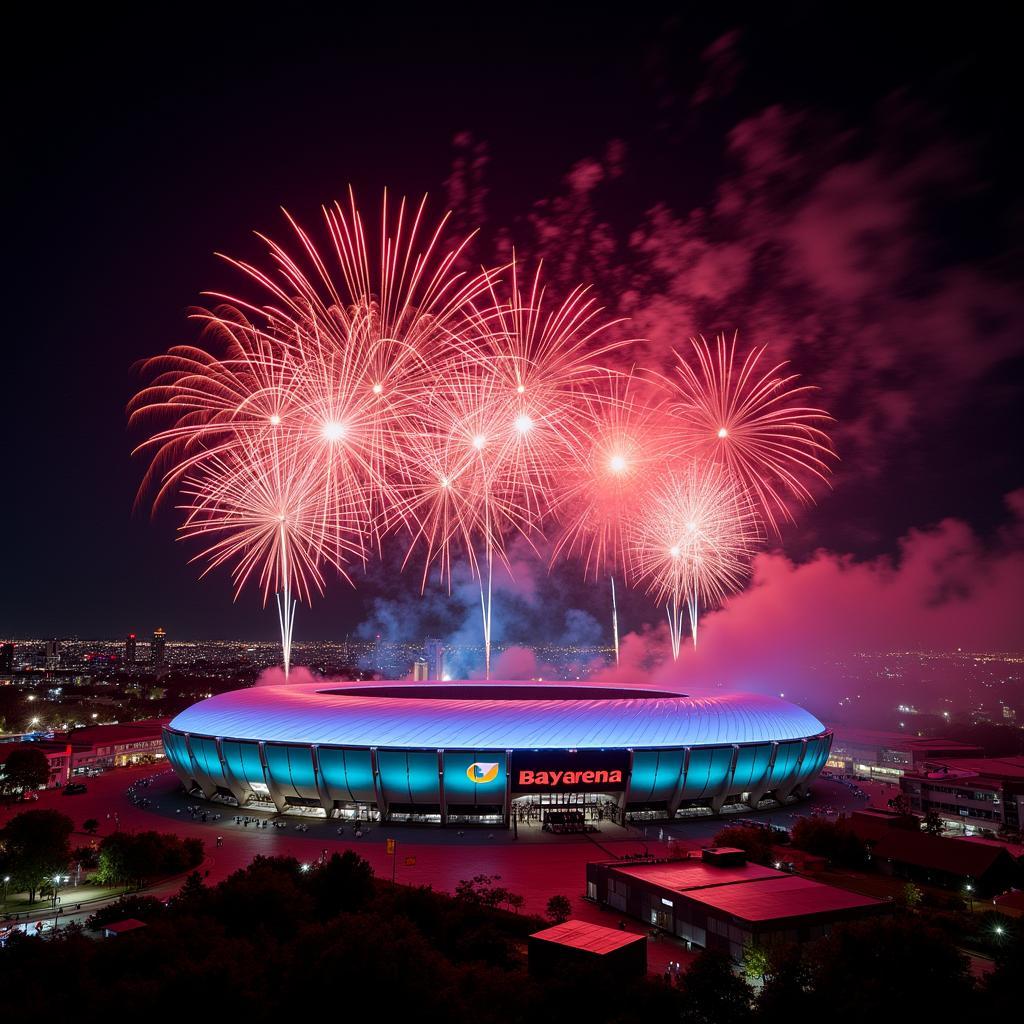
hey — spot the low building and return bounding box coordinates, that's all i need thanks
[528,920,646,979]
[0,719,168,789]
[103,918,148,938]
[862,828,1021,897]
[828,729,984,781]
[586,849,887,961]
[900,756,1024,836]
[0,741,72,789]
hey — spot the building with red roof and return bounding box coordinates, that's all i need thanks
[528,920,646,978]
[586,848,887,961]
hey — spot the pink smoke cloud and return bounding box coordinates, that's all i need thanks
[598,492,1024,706]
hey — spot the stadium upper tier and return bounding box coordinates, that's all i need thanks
[168,681,828,750]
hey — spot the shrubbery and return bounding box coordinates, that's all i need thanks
[94,830,203,888]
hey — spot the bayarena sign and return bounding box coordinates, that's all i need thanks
[510,750,629,792]
[162,681,833,827]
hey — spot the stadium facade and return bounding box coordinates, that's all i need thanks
[163,682,832,826]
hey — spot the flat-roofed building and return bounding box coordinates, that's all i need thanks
[528,920,646,978]
[900,756,1024,836]
[586,849,887,961]
[0,719,168,788]
[828,729,984,781]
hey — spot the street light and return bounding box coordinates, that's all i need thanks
[2,875,9,906]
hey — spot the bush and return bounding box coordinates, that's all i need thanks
[712,825,777,865]
[790,817,866,867]
[95,831,203,887]
[86,894,166,930]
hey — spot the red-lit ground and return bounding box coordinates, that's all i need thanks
[1,764,873,973]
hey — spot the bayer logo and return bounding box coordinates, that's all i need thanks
[466,761,500,784]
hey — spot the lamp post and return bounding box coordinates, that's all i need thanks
[2,874,9,908]
[964,882,974,910]
[51,874,69,910]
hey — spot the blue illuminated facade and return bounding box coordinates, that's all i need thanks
[163,682,831,825]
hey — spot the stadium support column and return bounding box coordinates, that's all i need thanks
[183,734,215,800]
[747,745,776,809]
[216,737,249,808]
[774,740,808,804]
[258,742,288,814]
[311,746,334,818]
[710,746,740,815]
[438,750,447,828]
[668,748,691,819]
[370,748,386,822]
[503,749,513,829]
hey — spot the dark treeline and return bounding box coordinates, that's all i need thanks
[0,852,1020,1022]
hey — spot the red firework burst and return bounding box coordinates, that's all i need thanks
[660,332,835,533]
[629,460,762,654]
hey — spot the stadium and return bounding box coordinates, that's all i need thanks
[163,682,832,827]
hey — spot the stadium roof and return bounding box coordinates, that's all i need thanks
[168,682,828,750]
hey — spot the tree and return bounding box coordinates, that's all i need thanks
[302,850,375,918]
[679,949,753,1024]
[85,894,166,930]
[545,894,572,923]
[804,916,973,1022]
[741,941,770,981]
[790,817,866,866]
[0,809,74,902]
[454,873,510,908]
[95,831,203,888]
[82,819,99,835]
[756,943,813,1023]
[0,747,50,797]
[890,792,913,816]
[901,882,924,909]
[923,809,943,835]
[712,825,776,865]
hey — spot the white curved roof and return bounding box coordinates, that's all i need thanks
[169,681,827,750]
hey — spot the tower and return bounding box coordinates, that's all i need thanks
[125,633,137,665]
[44,639,59,671]
[152,627,166,670]
[424,637,445,681]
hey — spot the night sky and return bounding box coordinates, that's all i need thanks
[6,9,1022,645]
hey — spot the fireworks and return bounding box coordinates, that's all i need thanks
[132,193,835,674]
[629,462,762,656]
[660,332,836,534]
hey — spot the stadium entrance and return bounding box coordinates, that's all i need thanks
[511,792,623,832]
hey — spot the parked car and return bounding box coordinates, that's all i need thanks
[63,783,88,795]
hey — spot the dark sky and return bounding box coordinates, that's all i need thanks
[6,8,1022,642]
